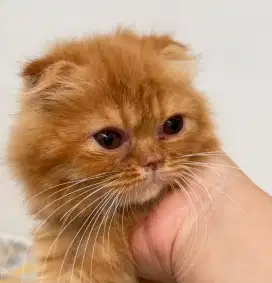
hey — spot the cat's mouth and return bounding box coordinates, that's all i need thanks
[126,168,171,205]
[147,169,161,183]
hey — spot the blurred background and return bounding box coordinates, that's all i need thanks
[0,0,271,239]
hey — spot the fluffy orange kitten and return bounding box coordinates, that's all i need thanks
[7,29,219,283]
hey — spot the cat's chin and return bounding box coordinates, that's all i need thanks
[125,182,169,205]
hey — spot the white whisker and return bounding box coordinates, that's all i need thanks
[82,190,119,280]
[181,162,224,193]
[185,166,244,212]
[105,189,125,272]
[23,179,87,204]
[120,192,129,241]
[60,178,119,221]
[22,186,95,279]
[43,187,117,282]
[182,170,214,211]
[173,178,198,279]
[23,170,120,204]
[58,189,116,283]
[174,174,208,279]
[32,178,113,222]
[178,150,224,159]
[183,160,240,171]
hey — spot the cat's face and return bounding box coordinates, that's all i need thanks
[8,30,218,218]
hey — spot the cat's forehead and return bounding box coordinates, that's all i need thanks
[87,75,196,133]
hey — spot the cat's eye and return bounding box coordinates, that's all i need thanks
[162,115,184,136]
[93,129,124,150]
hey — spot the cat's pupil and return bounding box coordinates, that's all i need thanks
[163,115,184,135]
[103,132,114,146]
[94,130,123,150]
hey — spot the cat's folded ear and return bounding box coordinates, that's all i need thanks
[158,39,197,82]
[21,56,78,93]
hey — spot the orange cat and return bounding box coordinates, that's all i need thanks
[7,29,219,283]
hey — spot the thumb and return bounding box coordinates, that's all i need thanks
[131,191,187,282]
[131,220,171,282]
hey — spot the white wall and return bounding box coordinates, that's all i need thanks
[0,0,271,238]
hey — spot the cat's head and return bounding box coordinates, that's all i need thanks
[8,30,219,220]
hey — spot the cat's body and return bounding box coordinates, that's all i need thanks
[7,30,219,283]
[34,211,137,282]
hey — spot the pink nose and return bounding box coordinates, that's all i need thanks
[141,155,164,170]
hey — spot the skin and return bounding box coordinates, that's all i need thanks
[131,152,272,283]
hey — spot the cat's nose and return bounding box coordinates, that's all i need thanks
[141,154,164,170]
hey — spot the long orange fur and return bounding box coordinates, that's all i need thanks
[7,29,219,283]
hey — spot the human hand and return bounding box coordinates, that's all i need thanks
[131,153,272,283]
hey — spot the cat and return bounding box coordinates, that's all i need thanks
[7,29,219,283]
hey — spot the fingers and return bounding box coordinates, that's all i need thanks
[131,190,187,282]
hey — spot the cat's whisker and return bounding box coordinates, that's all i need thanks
[75,189,118,280]
[119,185,136,222]
[60,178,120,221]
[185,166,244,212]
[32,182,106,223]
[74,181,128,277]
[177,150,224,159]
[23,187,92,282]
[69,191,114,282]
[169,158,240,178]
[181,161,225,193]
[89,194,117,275]
[61,188,114,231]
[23,179,87,204]
[29,182,112,275]
[182,160,241,171]
[182,170,214,211]
[135,185,147,213]
[37,178,96,205]
[61,189,117,283]
[173,164,243,278]
[128,198,137,221]
[124,190,134,224]
[172,159,244,212]
[169,159,240,210]
[171,163,243,279]
[62,189,117,283]
[43,188,116,282]
[162,164,190,176]
[174,174,208,279]
[30,189,89,236]
[61,171,122,196]
[103,187,125,248]
[23,170,120,204]
[120,192,129,242]
[30,177,115,223]
[173,178,198,274]
[83,190,119,280]
[186,165,223,193]
[105,190,124,272]
[162,81,174,98]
